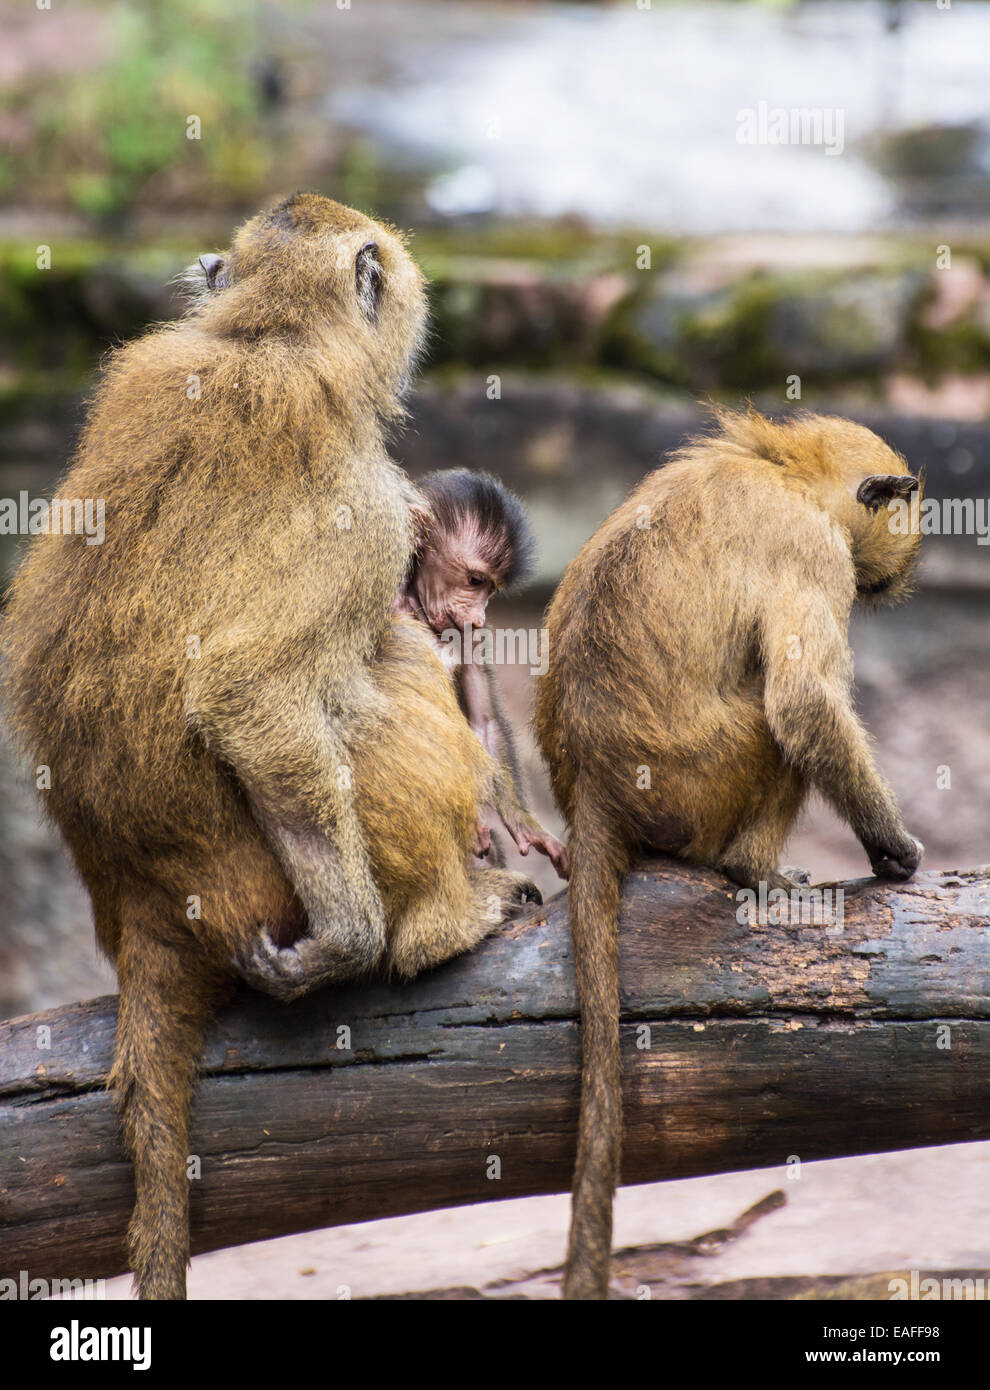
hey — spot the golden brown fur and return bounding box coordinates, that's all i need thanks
[534,409,923,1299]
[354,615,520,977]
[1,194,534,1299]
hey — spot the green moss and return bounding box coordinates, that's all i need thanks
[601,278,782,389]
[415,224,681,278]
[908,316,990,375]
[680,278,783,390]
[602,265,947,392]
[600,290,673,383]
[0,240,199,380]
[3,232,987,400]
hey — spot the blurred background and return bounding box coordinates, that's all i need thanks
[2,0,989,1299]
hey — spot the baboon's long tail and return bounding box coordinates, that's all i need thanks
[563,783,631,1300]
[109,912,220,1300]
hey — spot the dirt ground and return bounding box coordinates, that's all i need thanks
[93,1142,990,1300]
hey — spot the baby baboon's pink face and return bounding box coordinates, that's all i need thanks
[412,538,497,633]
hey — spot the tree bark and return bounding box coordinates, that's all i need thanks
[1,861,988,1283]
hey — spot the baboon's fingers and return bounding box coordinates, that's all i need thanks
[540,834,570,879]
[867,834,924,882]
[553,850,570,880]
[872,855,919,881]
[510,826,569,878]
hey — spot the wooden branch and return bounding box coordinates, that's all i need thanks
[2,861,989,1282]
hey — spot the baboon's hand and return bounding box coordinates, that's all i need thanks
[510,825,570,879]
[865,833,924,882]
[535,831,570,880]
[475,821,492,857]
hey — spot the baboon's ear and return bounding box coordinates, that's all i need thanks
[856,474,919,513]
[355,241,383,322]
[198,254,229,291]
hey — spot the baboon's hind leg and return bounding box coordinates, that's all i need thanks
[387,865,540,979]
[715,767,805,891]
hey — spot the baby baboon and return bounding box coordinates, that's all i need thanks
[1,194,536,1300]
[398,468,568,878]
[534,409,924,1299]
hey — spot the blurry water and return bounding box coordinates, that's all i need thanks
[328,0,990,232]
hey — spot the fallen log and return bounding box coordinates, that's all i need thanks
[1,860,989,1283]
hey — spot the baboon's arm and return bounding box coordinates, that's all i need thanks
[482,663,530,800]
[185,650,387,988]
[760,586,920,878]
[457,661,500,758]
[456,664,568,879]
[489,752,570,880]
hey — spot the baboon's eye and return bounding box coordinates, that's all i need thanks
[355,242,383,322]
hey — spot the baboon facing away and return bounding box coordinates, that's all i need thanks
[534,409,923,1299]
[1,194,536,1299]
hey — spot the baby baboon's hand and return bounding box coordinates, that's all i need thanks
[538,831,570,880]
[475,821,492,857]
[865,833,924,882]
[513,825,570,879]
